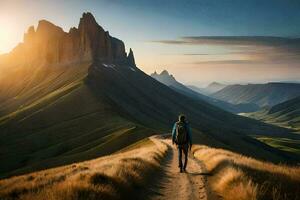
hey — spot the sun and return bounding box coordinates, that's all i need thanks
[0,15,22,54]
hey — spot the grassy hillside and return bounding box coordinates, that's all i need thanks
[0,61,91,117]
[0,62,155,178]
[1,136,299,200]
[212,82,300,107]
[0,60,298,178]
[243,96,300,131]
[1,16,298,180]
[254,136,300,155]
[0,137,168,200]
[193,145,300,200]
[240,97,300,157]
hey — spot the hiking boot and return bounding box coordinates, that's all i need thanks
[180,168,183,173]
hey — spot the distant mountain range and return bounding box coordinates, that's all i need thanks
[206,82,227,93]
[244,96,300,130]
[212,83,300,107]
[0,13,296,178]
[151,70,259,113]
[188,82,227,95]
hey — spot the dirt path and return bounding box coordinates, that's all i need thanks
[149,137,216,200]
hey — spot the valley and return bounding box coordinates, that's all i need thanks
[0,10,299,200]
[212,83,300,107]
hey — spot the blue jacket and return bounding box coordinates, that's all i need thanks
[172,121,192,145]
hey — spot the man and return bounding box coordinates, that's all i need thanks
[172,114,192,173]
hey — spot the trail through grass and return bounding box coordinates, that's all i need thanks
[0,136,168,200]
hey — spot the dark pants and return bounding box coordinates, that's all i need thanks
[178,144,188,169]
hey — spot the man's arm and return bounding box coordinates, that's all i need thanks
[171,123,176,144]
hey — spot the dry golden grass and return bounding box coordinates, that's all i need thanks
[193,145,300,200]
[0,137,167,200]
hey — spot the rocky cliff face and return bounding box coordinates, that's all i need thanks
[4,12,135,66]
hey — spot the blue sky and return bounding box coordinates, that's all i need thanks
[0,0,299,86]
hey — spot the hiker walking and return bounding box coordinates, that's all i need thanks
[172,114,192,173]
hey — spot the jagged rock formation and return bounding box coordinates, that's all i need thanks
[3,12,135,66]
[127,48,136,66]
[151,70,177,86]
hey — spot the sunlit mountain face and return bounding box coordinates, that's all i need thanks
[1,0,299,86]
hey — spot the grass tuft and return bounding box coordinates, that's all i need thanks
[193,145,300,200]
[89,173,114,186]
[0,136,168,200]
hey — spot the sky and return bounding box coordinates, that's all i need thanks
[0,0,299,86]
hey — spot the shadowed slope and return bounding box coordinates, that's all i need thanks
[87,62,299,163]
[151,70,259,113]
[0,12,298,179]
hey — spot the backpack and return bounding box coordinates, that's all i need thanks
[175,122,188,145]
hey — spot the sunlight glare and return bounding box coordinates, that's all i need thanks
[0,14,22,54]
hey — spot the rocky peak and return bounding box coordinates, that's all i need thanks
[6,12,135,67]
[207,82,226,89]
[69,27,78,34]
[36,20,64,38]
[151,70,178,86]
[151,70,172,78]
[160,70,170,76]
[80,12,98,25]
[27,26,35,34]
[78,12,104,33]
[127,48,136,66]
[23,26,35,43]
[152,71,158,76]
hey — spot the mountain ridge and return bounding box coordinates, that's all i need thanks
[212,82,300,107]
[243,96,300,130]
[2,12,135,67]
[0,12,298,178]
[151,70,260,113]
[205,82,227,94]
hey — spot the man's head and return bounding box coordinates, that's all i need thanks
[178,114,186,122]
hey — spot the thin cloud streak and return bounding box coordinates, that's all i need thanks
[152,36,300,65]
[153,36,300,47]
[192,60,258,65]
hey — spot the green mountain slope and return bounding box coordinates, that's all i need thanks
[212,82,300,107]
[244,96,300,130]
[187,82,226,95]
[0,13,298,179]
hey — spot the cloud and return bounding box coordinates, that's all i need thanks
[183,53,211,56]
[193,60,258,65]
[153,36,300,47]
[152,36,300,64]
[151,40,188,45]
